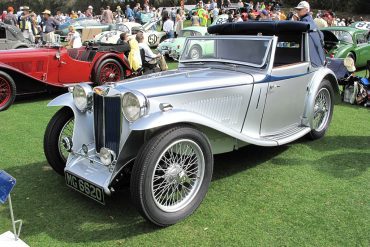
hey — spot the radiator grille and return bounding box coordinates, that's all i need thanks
[93,94,121,155]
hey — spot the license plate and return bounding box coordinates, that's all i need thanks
[65,172,105,205]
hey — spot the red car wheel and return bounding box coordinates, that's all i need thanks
[0,72,16,111]
[95,59,124,85]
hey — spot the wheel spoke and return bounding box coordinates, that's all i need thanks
[151,139,205,212]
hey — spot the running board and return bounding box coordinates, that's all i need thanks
[262,126,311,145]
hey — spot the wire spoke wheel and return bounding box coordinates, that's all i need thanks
[58,117,74,162]
[151,139,205,213]
[99,62,122,83]
[313,88,331,132]
[0,75,12,108]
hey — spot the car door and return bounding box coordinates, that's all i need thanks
[354,33,370,67]
[260,61,314,136]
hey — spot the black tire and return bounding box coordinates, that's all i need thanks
[308,79,334,140]
[94,58,124,85]
[189,45,202,60]
[44,107,74,176]
[0,71,16,111]
[130,126,213,226]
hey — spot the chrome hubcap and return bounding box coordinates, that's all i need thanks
[58,117,74,162]
[313,88,331,132]
[151,139,205,212]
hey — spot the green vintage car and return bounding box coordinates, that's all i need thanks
[157,26,210,60]
[321,26,370,68]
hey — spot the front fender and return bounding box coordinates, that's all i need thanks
[48,92,95,159]
[130,109,277,146]
[303,68,339,128]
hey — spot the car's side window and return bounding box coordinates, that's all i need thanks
[274,36,304,67]
[356,34,367,45]
[0,27,6,39]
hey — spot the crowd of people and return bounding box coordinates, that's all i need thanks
[0,1,367,46]
[188,0,366,26]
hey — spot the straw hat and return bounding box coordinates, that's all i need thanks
[42,9,52,15]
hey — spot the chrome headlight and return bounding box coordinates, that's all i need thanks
[99,147,116,166]
[72,84,93,112]
[122,92,148,122]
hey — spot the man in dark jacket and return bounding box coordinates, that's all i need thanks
[295,1,326,67]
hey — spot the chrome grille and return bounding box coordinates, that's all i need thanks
[93,94,121,155]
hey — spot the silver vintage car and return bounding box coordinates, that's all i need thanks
[44,21,339,226]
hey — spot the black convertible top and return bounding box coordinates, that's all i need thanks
[207,21,311,36]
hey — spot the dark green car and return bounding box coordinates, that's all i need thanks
[321,26,370,68]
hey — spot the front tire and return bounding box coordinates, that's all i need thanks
[308,79,334,140]
[44,107,74,175]
[0,71,16,111]
[130,126,213,226]
[94,58,124,85]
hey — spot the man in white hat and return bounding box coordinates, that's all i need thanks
[40,10,60,44]
[86,5,94,19]
[294,1,326,68]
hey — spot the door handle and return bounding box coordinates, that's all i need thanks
[60,61,67,65]
[269,84,281,89]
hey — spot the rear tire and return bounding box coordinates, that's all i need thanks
[0,71,16,111]
[130,126,213,226]
[94,58,124,85]
[308,79,334,140]
[44,107,74,176]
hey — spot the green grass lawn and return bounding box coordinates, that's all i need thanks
[1,65,370,246]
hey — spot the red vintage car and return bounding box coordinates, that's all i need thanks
[0,44,131,111]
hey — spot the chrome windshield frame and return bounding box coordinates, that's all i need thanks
[179,35,274,68]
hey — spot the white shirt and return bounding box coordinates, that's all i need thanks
[72,32,82,48]
[138,42,157,62]
[163,19,174,32]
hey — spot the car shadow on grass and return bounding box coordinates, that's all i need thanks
[273,136,370,179]
[212,145,289,180]
[3,145,289,244]
[13,92,62,105]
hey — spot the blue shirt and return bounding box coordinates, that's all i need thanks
[126,8,134,18]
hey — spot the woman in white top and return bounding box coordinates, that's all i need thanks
[67,26,82,48]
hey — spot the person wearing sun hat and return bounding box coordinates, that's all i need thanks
[40,10,60,44]
[294,1,326,68]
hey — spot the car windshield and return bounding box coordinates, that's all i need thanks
[328,30,353,44]
[180,36,273,68]
[113,24,130,33]
[179,30,203,37]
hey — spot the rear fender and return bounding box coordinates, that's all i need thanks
[92,53,130,78]
[303,68,339,128]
